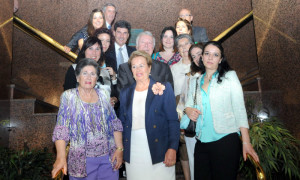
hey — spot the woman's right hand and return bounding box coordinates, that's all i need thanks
[185,107,201,121]
[105,67,116,79]
[51,158,67,178]
[64,46,71,53]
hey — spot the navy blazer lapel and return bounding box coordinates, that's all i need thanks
[126,45,131,55]
[126,46,136,57]
[127,82,136,124]
[145,78,156,123]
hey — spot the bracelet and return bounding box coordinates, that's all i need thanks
[243,142,251,145]
[116,147,124,151]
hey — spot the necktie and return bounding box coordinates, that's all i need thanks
[118,47,124,69]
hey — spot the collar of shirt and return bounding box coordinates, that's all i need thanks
[114,42,129,62]
[201,71,218,85]
[106,21,111,29]
[114,42,126,50]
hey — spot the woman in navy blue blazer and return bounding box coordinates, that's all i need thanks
[119,50,180,180]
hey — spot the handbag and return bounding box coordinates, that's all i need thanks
[184,77,200,137]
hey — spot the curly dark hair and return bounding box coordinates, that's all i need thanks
[75,36,104,67]
[93,27,115,47]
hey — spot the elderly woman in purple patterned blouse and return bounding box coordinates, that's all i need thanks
[51,58,123,180]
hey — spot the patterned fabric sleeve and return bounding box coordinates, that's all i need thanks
[111,118,123,132]
[108,104,123,132]
[52,91,70,142]
[52,126,69,142]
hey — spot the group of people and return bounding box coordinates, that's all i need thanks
[51,3,259,180]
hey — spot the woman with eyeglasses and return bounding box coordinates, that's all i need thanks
[170,34,194,180]
[52,58,123,179]
[176,43,204,180]
[63,36,118,106]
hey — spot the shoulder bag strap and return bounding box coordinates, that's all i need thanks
[193,77,200,106]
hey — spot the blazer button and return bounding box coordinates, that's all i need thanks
[153,125,156,128]
[155,109,157,113]
[155,139,158,142]
[125,139,128,142]
[126,126,129,128]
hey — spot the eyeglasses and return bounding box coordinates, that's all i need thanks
[132,64,146,69]
[179,14,192,18]
[178,42,191,49]
[81,71,97,78]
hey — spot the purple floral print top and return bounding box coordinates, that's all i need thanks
[52,88,123,177]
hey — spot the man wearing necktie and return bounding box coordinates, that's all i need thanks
[103,3,117,30]
[105,20,136,73]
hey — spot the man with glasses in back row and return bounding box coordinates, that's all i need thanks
[179,8,209,43]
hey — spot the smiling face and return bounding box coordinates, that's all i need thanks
[114,27,129,46]
[202,44,223,71]
[177,38,192,58]
[162,30,175,49]
[137,34,154,55]
[104,6,116,24]
[97,33,110,53]
[77,65,98,89]
[85,43,101,62]
[131,56,151,83]
[190,47,203,66]
[176,21,190,35]
[92,12,104,29]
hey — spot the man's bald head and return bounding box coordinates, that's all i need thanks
[179,8,193,23]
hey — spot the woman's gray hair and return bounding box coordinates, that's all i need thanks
[75,58,100,78]
[175,34,194,47]
[136,31,156,48]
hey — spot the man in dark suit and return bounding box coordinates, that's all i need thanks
[105,20,136,73]
[179,8,209,43]
[117,31,174,93]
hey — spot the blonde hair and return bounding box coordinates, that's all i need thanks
[128,50,152,68]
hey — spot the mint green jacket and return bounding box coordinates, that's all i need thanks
[183,71,249,137]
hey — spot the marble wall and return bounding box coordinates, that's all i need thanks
[0,0,13,147]
[0,0,13,99]
[12,0,258,106]
[252,0,300,138]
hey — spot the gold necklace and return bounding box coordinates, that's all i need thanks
[205,74,212,82]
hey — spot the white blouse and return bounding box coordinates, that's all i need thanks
[171,59,191,96]
[132,89,148,130]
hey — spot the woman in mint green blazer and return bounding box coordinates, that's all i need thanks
[181,41,259,180]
